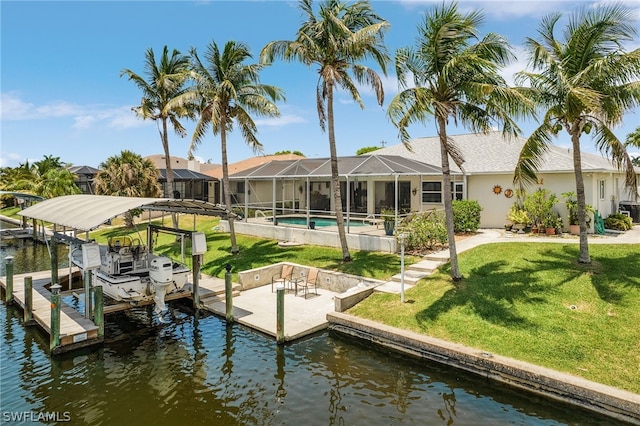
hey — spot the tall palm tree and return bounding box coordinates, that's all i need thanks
[186,40,284,254]
[387,2,529,280]
[8,155,81,198]
[121,46,194,199]
[513,4,640,264]
[94,150,162,227]
[260,0,390,262]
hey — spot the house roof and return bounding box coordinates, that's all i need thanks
[18,194,227,231]
[204,153,305,179]
[68,165,100,176]
[158,169,217,181]
[145,155,221,174]
[376,131,627,175]
[229,154,449,179]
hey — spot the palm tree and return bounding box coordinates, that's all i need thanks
[94,150,162,227]
[387,2,528,280]
[121,46,194,199]
[7,155,81,198]
[260,0,390,262]
[513,4,640,264]
[624,127,640,167]
[186,40,284,254]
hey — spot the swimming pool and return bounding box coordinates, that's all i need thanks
[271,216,367,227]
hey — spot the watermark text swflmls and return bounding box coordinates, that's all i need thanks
[2,411,71,423]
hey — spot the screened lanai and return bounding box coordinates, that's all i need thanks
[228,154,463,231]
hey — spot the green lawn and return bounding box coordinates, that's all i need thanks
[86,215,416,282]
[349,242,640,394]
[4,208,638,393]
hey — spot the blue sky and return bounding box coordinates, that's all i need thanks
[1,0,639,169]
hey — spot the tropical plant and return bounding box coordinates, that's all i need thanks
[624,127,640,167]
[94,150,161,226]
[121,46,195,199]
[513,4,640,264]
[507,205,530,225]
[185,40,284,254]
[261,0,390,262]
[387,2,529,280]
[452,200,482,233]
[604,213,632,231]
[522,188,558,228]
[396,209,447,253]
[1,156,80,198]
[356,146,380,155]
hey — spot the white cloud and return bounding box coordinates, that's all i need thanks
[1,92,147,131]
[396,0,578,19]
[255,113,306,127]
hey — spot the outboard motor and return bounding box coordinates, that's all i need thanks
[149,256,174,315]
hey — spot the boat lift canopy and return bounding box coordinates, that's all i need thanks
[18,194,228,232]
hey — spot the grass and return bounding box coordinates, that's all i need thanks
[348,242,640,394]
[4,207,638,392]
[85,214,417,282]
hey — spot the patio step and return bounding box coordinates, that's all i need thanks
[374,280,415,294]
[408,259,444,273]
[390,269,430,284]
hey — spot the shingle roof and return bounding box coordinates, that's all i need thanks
[204,154,305,179]
[376,131,624,175]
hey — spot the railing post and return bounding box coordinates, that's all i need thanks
[4,256,14,304]
[276,283,285,344]
[24,276,34,324]
[225,264,233,323]
[94,284,104,338]
[50,283,62,353]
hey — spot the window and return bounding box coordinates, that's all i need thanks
[422,181,442,203]
[451,182,464,200]
[237,181,245,194]
[599,180,605,200]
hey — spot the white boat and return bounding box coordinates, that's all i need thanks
[71,235,190,313]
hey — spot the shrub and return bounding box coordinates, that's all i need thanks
[604,213,632,231]
[397,209,447,252]
[452,200,482,233]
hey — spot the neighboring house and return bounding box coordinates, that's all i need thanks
[145,155,220,202]
[68,165,100,194]
[205,154,305,205]
[375,131,639,228]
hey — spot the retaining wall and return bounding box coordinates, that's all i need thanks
[327,312,640,425]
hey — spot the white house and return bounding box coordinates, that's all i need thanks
[376,131,639,228]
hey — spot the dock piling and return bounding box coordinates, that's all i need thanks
[24,276,34,324]
[225,264,233,323]
[4,256,14,304]
[83,270,92,319]
[276,283,285,344]
[94,285,104,338]
[192,254,201,309]
[50,283,61,353]
[50,237,58,287]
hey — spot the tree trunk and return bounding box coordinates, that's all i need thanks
[437,116,462,281]
[161,118,180,231]
[327,83,351,262]
[220,117,239,255]
[571,127,590,263]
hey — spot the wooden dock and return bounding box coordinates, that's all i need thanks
[1,269,101,353]
[1,269,241,353]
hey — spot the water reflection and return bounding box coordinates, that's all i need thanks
[0,233,630,425]
[1,301,629,425]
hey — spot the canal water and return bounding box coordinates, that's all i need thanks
[0,232,627,425]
